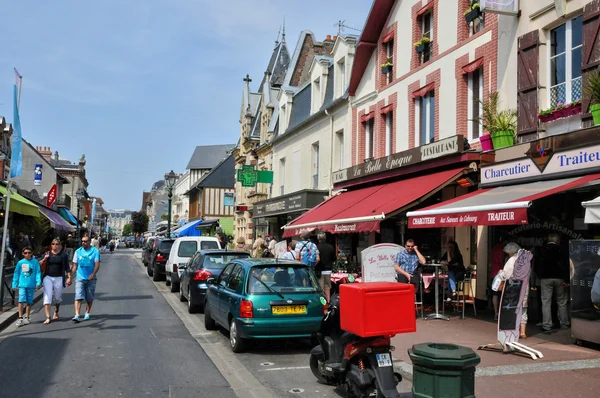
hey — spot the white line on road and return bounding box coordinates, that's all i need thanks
[259,366,310,372]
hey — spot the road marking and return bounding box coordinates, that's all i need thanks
[259,366,310,372]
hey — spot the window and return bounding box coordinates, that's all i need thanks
[218,263,235,288]
[470,13,484,35]
[385,39,394,84]
[549,16,582,106]
[313,78,321,112]
[247,265,320,294]
[338,59,346,96]
[422,12,433,63]
[178,241,197,257]
[365,119,374,160]
[280,105,287,133]
[202,253,250,270]
[200,241,219,250]
[279,158,285,195]
[312,143,319,189]
[417,91,435,145]
[227,265,243,291]
[468,68,483,140]
[385,112,393,156]
[336,130,344,169]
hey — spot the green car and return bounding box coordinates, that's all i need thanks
[203,258,326,353]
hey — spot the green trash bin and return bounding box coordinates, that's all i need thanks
[408,342,481,398]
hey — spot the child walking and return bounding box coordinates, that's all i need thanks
[12,246,42,326]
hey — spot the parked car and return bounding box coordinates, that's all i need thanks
[179,249,251,313]
[165,236,220,293]
[142,237,157,266]
[125,236,135,248]
[203,258,325,353]
[148,238,175,281]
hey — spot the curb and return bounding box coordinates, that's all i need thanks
[0,288,44,331]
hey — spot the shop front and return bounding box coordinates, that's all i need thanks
[407,126,600,313]
[282,135,481,270]
[253,190,329,240]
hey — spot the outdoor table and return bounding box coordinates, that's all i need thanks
[424,264,449,321]
[330,272,363,284]
[422,272,448,292]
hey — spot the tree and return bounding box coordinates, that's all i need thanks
[161,213,168,221]
[131,211,149,234]
[122,224,133,236]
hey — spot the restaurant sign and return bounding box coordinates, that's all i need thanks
[409,208,529,228]
[254,190,327,218]
[361,244,403,283]
[333,135,463,184]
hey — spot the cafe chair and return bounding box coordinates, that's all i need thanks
[414,274,425,319]
[452,269,477,319]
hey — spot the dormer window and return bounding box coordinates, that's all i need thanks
[313,78,321,113]
[337,58,346,97]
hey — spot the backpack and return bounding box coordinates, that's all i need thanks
[592,269,600,308]
[299,241,318,268]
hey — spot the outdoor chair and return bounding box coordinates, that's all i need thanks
[451,269,477,319]
[414,273,425,319]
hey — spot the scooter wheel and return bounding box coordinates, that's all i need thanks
[309,354,333,385]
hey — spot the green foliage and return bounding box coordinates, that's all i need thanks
[131,211,149,234]
[122,224,133,236]
[413,34,430,48]
[584,69,600,105]
[161,213,168,221]
[473,91,517,134]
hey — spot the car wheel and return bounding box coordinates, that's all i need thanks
[187,287,200,313]
[152,265,161,282]
[170,273,179,293]
[179,284,187,302]
[229,318,247,353]
[147,263,153,277]
[204,303,217,330]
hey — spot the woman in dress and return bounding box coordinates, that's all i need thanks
[39,238,71,324]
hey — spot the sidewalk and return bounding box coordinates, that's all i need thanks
[0,289,44,331]
[392,311,600,397]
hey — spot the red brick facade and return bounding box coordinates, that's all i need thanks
[377,22,398,91]
[411,0,438,70]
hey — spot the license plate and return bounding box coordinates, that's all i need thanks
[272,305,306,315]
[376,353,392,367]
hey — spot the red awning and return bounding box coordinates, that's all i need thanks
[416,2,434,17]
[360,112,375,123]
[462,58,484,74]
[382,31,395,44]
[407,174,600,228]
[381,104,394,115]
[282,168,467,238]
[412,83,435,98]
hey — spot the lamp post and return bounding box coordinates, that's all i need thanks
[165,170,177,237]
[76,189,85,239]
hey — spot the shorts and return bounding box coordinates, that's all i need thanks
[43,276,64,305]
[75,279,97,302]
[319,273,332,290]
[18,287,35,305]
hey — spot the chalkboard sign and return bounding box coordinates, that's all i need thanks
[499,280,522,330]
[497,249,532,347]
[569,240,600,322]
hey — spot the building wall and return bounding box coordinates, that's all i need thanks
[173,170,190,223]
[202,187,235,217]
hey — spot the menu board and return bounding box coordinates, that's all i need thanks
[361,244,403,282]
[569,241,600,322]
[499,280,521,331]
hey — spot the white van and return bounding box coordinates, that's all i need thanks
[165,236,219,292]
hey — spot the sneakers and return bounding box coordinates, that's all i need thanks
[22,317,31,325]
[83,313,90,321]
[72,315,81,323]
[15,318,24,327]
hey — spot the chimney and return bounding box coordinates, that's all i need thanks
[333,35,338,41]
[37,146,53,162]
[54,151,59,162]
[326,35,332,42]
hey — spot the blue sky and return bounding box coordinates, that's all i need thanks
[0,0,371,210]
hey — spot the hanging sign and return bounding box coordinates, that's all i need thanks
[34,164,43,186]
[46,184,57,207]
[224,192,234,206]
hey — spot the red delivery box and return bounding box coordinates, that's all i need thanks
[340,282,416,338]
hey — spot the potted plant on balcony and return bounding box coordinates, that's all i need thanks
[490,109,517,150]
[464,0,482,24]
[584,69,600,125]
[414,34,430,54]
[537,107,555,123]
[381,58,393,74]
[473,91,498,152]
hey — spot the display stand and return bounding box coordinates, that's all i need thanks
[478,249,543,360]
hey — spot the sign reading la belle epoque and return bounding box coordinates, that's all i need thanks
[333,135,464,184]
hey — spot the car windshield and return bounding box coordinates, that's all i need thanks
[178,241,197,257]
[159,241,174,252]
[200,241,219,250]
[203,253,250,270]
[247,265,320,294]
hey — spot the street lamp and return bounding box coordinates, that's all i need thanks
[165,170,177,237]
[75,189,85,239]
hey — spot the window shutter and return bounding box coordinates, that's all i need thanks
[517,30,540,140]
[582,0,600,115]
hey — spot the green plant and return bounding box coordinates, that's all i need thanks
[472,91,516,134]
[538,108,554,117]
[584,70,600,105]
[464,0,480,15]
[413,34,431,48]
[494,109,517,132]
[381,58,393,68]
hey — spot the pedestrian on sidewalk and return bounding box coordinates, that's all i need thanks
[536,233,570,332]
[11,246,42,327]
[12,232,31,261]
[316,233,335,302]
[91,235,100,250]
[39,239,71,324]
[70,235,101,323]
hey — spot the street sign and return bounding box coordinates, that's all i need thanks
[237,165,274,187]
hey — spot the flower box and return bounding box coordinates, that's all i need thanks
[564,103,582,117]
[465,7,482,23]
[415,43,427,54]
[381,65,392,74]
[538,113,555,123]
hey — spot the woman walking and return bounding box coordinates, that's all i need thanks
[40,238,71,324]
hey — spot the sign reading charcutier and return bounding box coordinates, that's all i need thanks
[333,135,463,184]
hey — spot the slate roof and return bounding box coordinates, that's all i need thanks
[250,110,262,138]
[152,180,165,191]
[259,41,291,91]
[186,153,235,194]
[185,144,235,170]
[287,83,312,131]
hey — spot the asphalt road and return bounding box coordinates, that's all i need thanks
[0,250,236,398]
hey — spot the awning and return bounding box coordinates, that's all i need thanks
[0,185,39,217]
[172,220,202,237]
[282,168,467,238]
[583,196,600,224]
[408,174,600,228]
[39,207,75,232]
[58,207,79,225]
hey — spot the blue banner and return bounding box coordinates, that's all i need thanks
[34,164,42,185]
[10,78,23,178]
[91,199,96,226]
[224,192,234,206]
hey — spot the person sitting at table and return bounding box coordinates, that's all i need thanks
[441,240,466,301]
[394,239,426,291]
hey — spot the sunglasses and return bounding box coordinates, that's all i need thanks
[81,240,89,243]
[23,251,32,255]
[51,243,60,246]
[405,245,414,248]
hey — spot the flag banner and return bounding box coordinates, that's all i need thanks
[46,184,57,207]
[34,164,42,185]
[91,199,97,226]
[10,69,23,178]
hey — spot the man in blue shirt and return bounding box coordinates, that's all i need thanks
[394,239,426,290]
[70,235,101,322]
